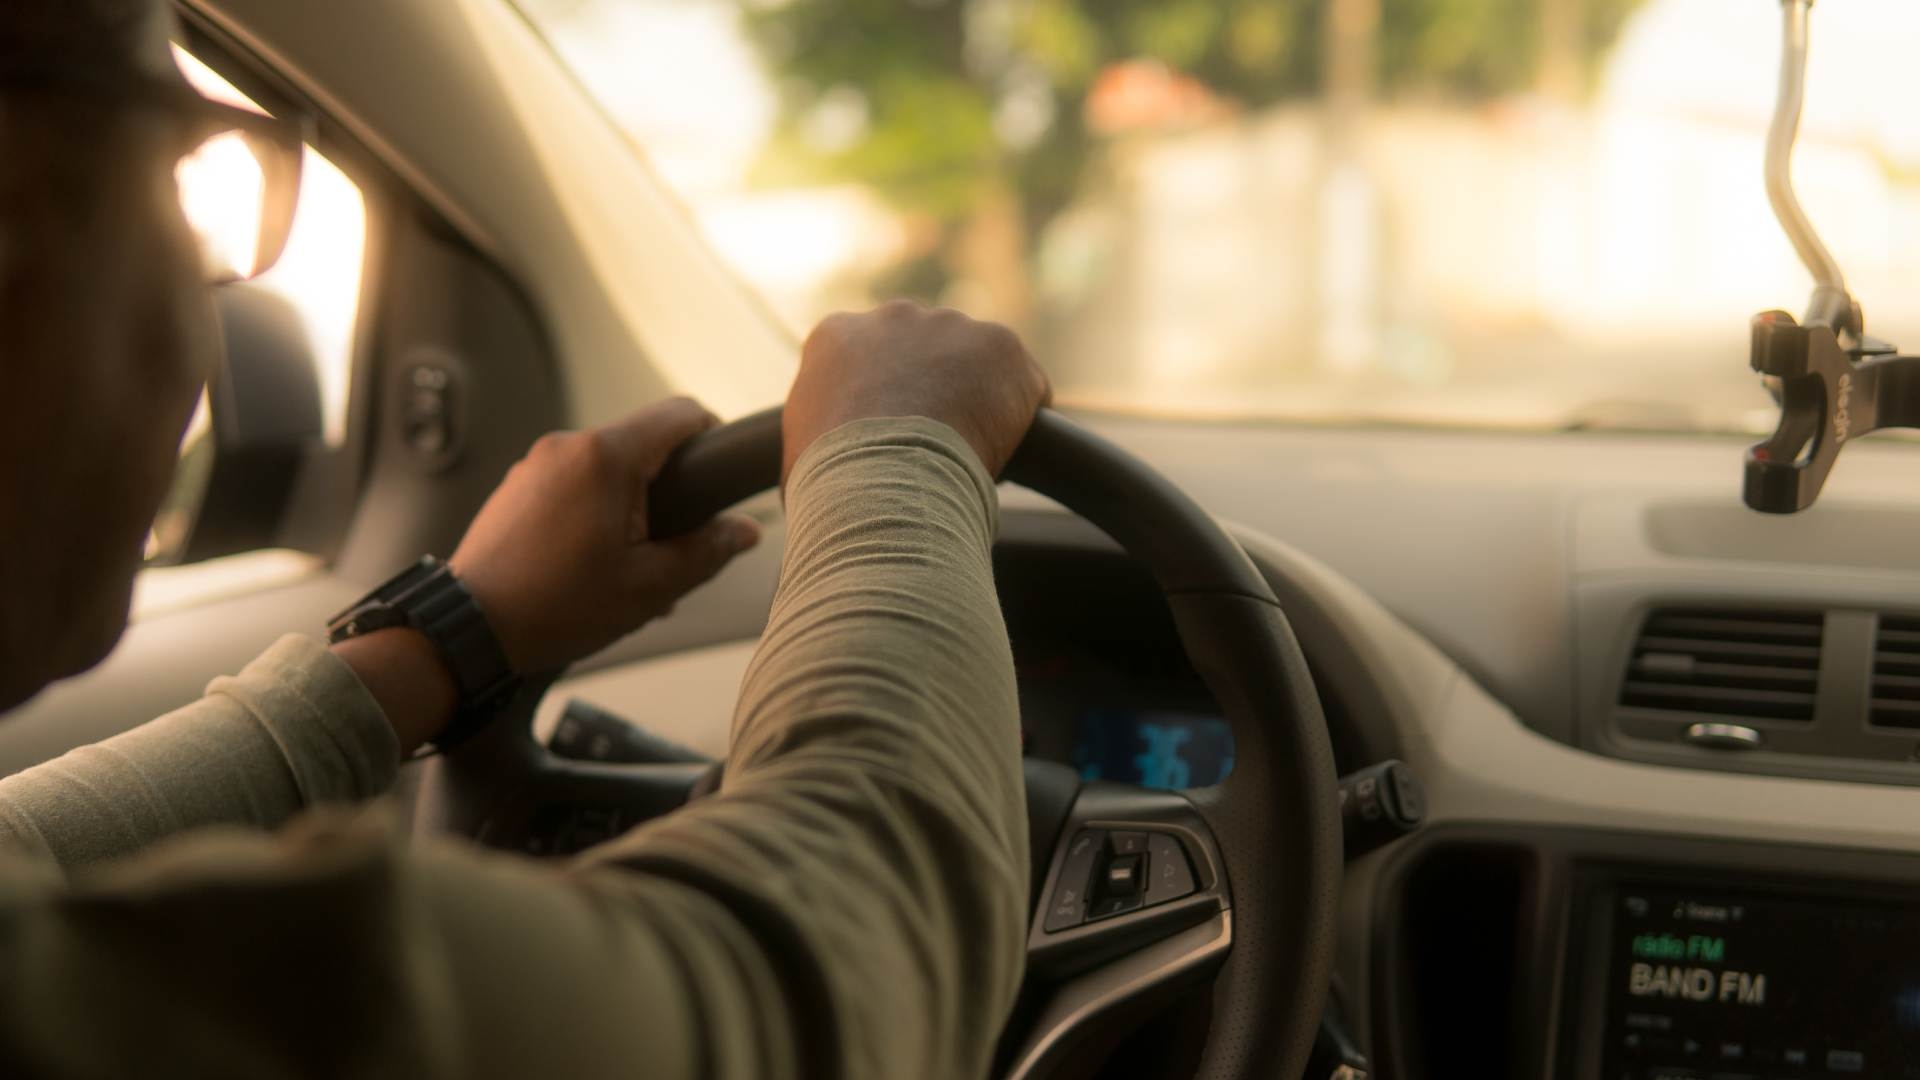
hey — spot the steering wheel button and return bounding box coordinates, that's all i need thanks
[1089,892,1145,920]
[1109,831,1150,856]
[1144,833,1196,906]
[1042,829,1105,932]
[1105,854,1143,894]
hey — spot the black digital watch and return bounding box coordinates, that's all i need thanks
[326,556,518,746]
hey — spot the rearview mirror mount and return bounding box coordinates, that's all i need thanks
[1745,0,1920,513]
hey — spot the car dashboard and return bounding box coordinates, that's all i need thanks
[986,487,1920,1079]
[1094,417,1920,1080]
[23,416,1920,1078]
[508,418,1920,1079]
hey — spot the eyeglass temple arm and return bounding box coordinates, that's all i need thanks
[237,115,307,280]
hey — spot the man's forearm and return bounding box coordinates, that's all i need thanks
[330,629,457,757]
[0,635,400,867]
[583,417,1029,1079]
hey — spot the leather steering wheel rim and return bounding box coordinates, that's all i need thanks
[644,407,1342,1079]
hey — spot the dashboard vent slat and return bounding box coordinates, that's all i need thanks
[1621,682,1816,718]
[1870,699,1920,728]
[1636,615,1822,645]
[1628,658,1820,690]
[1873,628,1920,649]
[1619,608,1823,723]
[1872,654,1920,679]
[1870,615,1920,728]
[1633,637,1819,664]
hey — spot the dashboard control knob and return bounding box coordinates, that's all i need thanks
[1682,721,1765,750]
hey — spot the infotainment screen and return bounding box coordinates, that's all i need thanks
[1599,883,1920,1077]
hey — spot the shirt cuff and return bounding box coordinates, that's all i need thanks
[204,634,400,805]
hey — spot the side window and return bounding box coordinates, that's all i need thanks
[140,46,369,597]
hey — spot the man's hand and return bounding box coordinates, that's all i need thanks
[784,300,1051,482]
[451,397,761,675]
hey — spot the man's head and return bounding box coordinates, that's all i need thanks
[0,1,218,710]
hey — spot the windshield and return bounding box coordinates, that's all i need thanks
[513,0,1920,433]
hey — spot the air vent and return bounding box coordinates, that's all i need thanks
[1619,608,1823,722]
[1870,614,1920,728]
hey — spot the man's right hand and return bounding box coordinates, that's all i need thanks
[783,300,1052,483]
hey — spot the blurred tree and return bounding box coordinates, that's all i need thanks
[1379,0,1644,98]
[736,0,1647,318]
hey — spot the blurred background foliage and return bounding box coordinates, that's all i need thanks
[515,0,1920,433]
[735,0,1647,302]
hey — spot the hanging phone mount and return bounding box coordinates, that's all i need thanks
[1746,0,1920,513]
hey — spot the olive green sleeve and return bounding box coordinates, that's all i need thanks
[576,416,1030,1078]
[0,418,1028,1080]
[0,634,399,867]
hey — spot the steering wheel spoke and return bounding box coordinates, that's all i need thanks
[1003,782,1232,1078]
[1027,783,1227,976]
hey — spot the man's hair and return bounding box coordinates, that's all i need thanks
[0,0,172,73]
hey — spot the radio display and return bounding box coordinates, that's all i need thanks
[1599,883,1920,1077]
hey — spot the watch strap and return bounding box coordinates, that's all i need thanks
[401,567,517,708]
[327,557,518,727]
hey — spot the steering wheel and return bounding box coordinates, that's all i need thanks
[412,408,1340,1079]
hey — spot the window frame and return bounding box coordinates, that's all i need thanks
[152,8,394,570]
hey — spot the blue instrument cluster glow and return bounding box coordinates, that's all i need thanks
[1072,709,1235,790]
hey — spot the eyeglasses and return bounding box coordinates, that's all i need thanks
[1,63,307,283]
